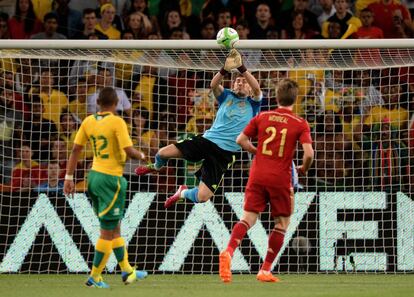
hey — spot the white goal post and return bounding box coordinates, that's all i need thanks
[0,39,413,274]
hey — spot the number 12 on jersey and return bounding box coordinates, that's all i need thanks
[262,127,288,157]
[90,135,109,159]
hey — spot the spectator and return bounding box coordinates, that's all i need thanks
[121,29,134,39]
[32,0,53,22]
[31,12,67,39]
[353,8,383,39]
[327,19,342,38]
[250,3,275,39]
[37,69,69,126]
[35,161,64,195]
[364,80,409,130]
[15,58,38,93]
[288,49,325,116]
[52,0,83,39]
[185,90,215,134]
[167,65,196,127]
[68,78,88,121]
[368,0,412,38]
[160,9,185,39]
[95,0,124,31]
[200,18,216,39]
[10,145,46,192]
[315,0,336,28]
[391,8,412,38]
[201,0,242,23]
[215,8,232,29]
[168,26,188,39]
[59,112,78,148]
[8,0,42,39]
[123,0,160,36]
[22,95,58,161]
[1,70,16,90]
[0,79,27,116]
[313,111,353,190]
[236,19,262,68]
[352,9,383,65]
[96,3,121,39]
[87,67,132,118]
[0,87,24,184]
[322,0,362,39]
[50,140,68,179]
[363,118,409,191]
[131,108,158,157]
[279,0,321,35]
[0,12,10,39]
[125,11,152,39]
[133,65,168,119]
[73,8,108,39]
[352,70,383,116]
[281,11,317,39]
[123,0,153,23]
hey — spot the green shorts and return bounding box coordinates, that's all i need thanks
[87,170,127,230]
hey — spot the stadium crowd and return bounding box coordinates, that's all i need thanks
[1,0,414,40]
[0,0,413,194]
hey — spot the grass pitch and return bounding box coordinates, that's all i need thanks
[1,274,413,297]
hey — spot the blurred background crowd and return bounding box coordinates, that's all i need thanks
[0,0,414,41]
[0,0,413,196]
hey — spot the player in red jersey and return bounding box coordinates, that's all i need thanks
[219,78,314,283]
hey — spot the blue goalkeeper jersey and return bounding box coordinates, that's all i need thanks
[203,88,262,152]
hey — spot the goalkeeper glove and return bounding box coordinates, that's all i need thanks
[220,49,247,75]
[224,49,242,71]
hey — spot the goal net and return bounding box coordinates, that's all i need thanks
[0,40,413,274]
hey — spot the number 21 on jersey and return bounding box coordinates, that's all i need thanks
[262,126,287,157]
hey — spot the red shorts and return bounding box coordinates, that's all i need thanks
[244,182,293,218]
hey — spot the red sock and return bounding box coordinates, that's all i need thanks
[261,228,285,271]
[226,220,250,257]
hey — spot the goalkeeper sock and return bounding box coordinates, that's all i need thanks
[91,238,113,281]
[261,228,285,271]
[182,187,199,203]
[154,153,167,170]
[226,220,250,257]
[112,237,133,274]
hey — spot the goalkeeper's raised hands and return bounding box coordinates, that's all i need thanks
[224,49,243,72]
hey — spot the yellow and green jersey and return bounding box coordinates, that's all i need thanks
[74,112,133,176]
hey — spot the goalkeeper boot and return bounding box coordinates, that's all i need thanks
[85,276,110,288]
[256,270,279,283]
[219,251,232,283]
[135,163,158,176]
[122,268,148,285]
[164,185,188,208]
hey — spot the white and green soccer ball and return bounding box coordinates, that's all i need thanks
[216,27,239,49]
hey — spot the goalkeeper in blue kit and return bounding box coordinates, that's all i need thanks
[135,49,262,208]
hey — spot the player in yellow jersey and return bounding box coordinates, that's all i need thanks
[63,87,147,288]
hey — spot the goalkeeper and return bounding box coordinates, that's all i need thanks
[135,49,262,208]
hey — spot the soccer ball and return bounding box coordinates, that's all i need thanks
[216,27,239,49]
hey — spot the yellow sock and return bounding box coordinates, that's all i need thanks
[112,237,133,274]
[91,238,112,281]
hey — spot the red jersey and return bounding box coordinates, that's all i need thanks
[243,108,312,187]
[368,2,411,38]
[353,26,384,39]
